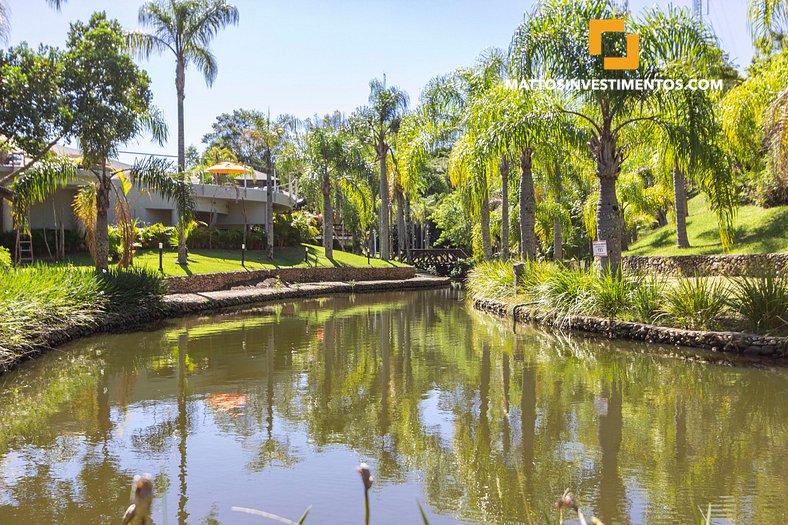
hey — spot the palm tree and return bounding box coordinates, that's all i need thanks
[239,113,296,259]
[302,116,373,259]
[421,50,506,261]
[512,1,721,272]
[128,0,239,265]
[749,0,788,51]
[354,78,409,261]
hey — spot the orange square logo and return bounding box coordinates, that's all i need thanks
[589,19,639,70]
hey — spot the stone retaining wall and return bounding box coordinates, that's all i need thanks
[474,298,788,361]
[165,266,416,293]
[622,254,788,277]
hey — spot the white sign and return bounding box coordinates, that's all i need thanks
[592,240,608,257]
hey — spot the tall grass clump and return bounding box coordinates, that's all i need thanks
[729,273,788,333]
[588,271,636,319]
[631,276,666,324]
[98,267,169,312]
[662,277,728,330]
[466,260,516,301]
[0,266,105,361]
[540,265,594,317]
[0,247,10,269]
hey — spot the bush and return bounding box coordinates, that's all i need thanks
[274,212,319,247]
[632,276,666,324]
[0,266,105,358]
[589,271,636,320]
[662,278,728,330]
[540,265,593,316]
[0,246,10,269]
[729,273,788,333]
[466,260,517,301]
[97,267,168,312]
[138,223,176,249]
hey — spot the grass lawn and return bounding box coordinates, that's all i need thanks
[626,195,788,256]
[62,244,408,276]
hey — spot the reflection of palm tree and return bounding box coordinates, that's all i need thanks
[597,378,624,525]
[520,360,536,499]
[177,333,189,525]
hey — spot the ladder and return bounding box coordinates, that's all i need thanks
[15,231,33,266]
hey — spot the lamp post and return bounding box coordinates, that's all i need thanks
[304,246,309,267]
[158,242,164,273]
[241,243,246,268]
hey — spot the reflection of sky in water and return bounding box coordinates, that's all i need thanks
[418,389,455,446]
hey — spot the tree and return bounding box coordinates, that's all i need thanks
[353,78,409,261]
[66,12,174,271]
[512,1,722,272]
[0,43,73,202]
[240,113,297,259]
[128,0,239,264]
[301,116,372,259]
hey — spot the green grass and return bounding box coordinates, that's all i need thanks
[59,244,407,276]
[626,195,788,255]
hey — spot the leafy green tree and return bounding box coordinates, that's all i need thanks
[0,43,73,202]
[353,78,409,261]
[66,12,177,271]
[128,0,239,264]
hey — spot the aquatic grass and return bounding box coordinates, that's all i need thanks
[661,277,729,330]
[729,273,788,333]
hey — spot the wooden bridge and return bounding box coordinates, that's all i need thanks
[409,249,470,268]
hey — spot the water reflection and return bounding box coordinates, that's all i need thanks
[0,289,786,524]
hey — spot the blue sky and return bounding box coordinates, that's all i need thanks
[5,0,754,163]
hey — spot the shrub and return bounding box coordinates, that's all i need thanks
[0,246,10,269]
[97,267,168,312]
[631,276,666,324]
[540,265,594,316]
[589,271,636,319]
[139,223,176,249]
[729,273,788,333]
[466,260,516,301]
[662,277,728,330]
[0,266,105,357]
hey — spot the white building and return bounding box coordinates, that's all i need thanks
[0,146,296,234]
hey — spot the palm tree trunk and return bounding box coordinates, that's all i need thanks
[266,152,274,259]
[500,153,509,259]
[593,118,623,274]
[480,187,492,260]
[553,217,563,261]
[95,167,110,272]
[405,195,413,264]
[673,160,690,248]
[176,57,188,265]
[322,174,333,259]
[519,149,537,260]
[378,140,390,260]
[396,190,405,260]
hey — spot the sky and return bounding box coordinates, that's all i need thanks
[4,0,754,164]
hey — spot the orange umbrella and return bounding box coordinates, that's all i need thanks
[205,161,248,174]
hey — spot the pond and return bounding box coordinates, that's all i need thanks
[0,288,785,524]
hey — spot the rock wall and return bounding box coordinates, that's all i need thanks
[474,298,788,361]
[165,266,416,293]
[622,254,788,277]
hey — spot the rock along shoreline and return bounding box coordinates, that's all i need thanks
[473,298,788,364]
[1,275,450,375]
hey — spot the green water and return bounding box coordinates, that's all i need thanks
[0,289,785,524]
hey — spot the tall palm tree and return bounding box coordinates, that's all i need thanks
[128,0,239,265]
[303,117,372,259]
[354,78,409,261]
[512,1,721,272]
